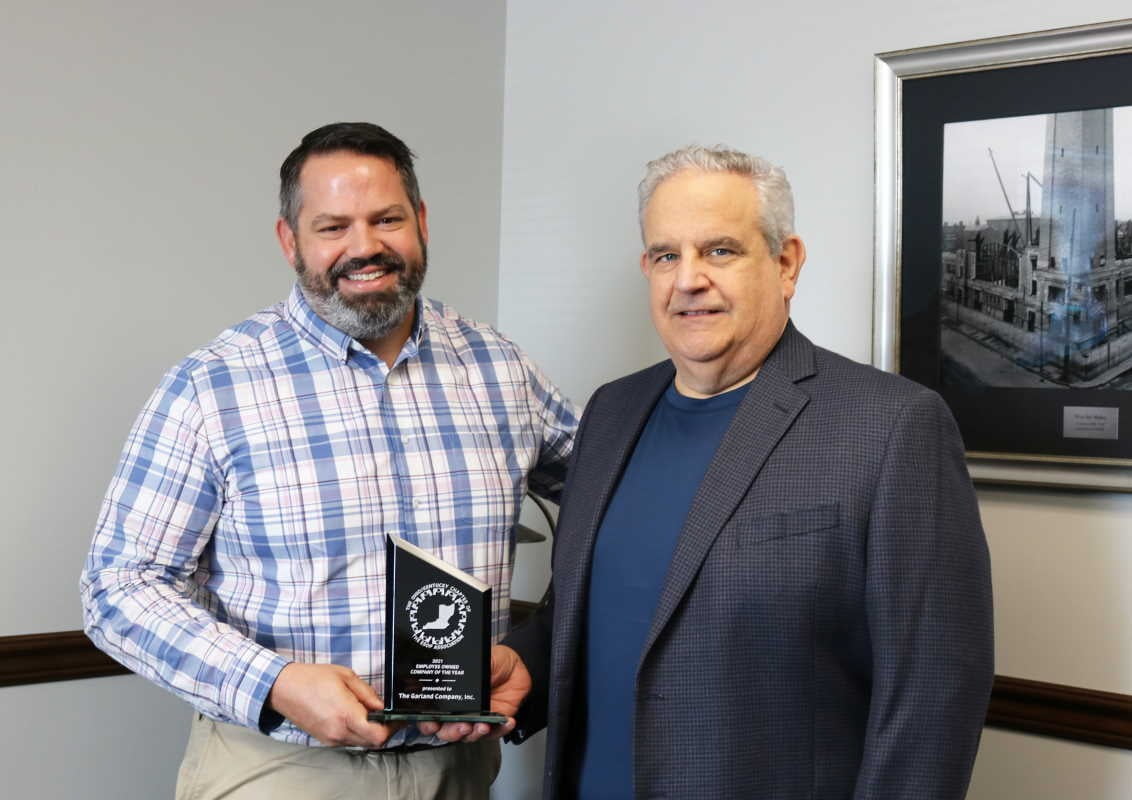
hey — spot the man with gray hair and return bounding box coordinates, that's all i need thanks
[448,145,994,798]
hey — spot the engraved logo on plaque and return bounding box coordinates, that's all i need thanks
[406,582,470,649]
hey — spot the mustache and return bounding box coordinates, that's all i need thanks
[328,252,407,282]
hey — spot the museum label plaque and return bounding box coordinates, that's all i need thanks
[368,534,505,724]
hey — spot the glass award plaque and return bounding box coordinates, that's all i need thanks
[368,534,506,724]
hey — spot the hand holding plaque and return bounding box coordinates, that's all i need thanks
[368,535,506,725]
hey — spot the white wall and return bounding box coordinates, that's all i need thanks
[497,1,1132,797]
[0,2,505,797]
[1,676,189,800]
[1,0,506,637]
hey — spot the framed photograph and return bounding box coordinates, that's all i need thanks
[875,20,1132,490]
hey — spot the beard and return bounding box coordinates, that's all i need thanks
[294,239,427,343]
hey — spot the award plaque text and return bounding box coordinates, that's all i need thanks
[369,535,505,725]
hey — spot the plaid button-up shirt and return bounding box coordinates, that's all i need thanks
[81,285,577,746]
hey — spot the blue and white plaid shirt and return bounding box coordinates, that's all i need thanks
[81,285,577,746]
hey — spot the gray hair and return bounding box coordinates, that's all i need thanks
[637,145,795,256]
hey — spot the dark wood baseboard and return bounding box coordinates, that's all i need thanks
[5,628,1129,751]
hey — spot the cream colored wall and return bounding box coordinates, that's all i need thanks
[497,1,1132,797]
[981,487,1132,691]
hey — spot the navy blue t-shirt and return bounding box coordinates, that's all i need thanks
[577,380,751,799]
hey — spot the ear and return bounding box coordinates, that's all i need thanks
[416,201,430,244]
[777,235,806,301]
[640,251,650,278]
[276,217,298,268]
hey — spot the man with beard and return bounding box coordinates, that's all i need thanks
[81,123,577,799]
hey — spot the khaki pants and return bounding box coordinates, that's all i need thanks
[175,714,501,800]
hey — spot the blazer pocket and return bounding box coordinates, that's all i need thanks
[734,501,840,546]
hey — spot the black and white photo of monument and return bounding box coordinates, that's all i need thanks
[940,107,1132,389]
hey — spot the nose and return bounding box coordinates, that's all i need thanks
[673,253,710,293]
[345,223,386,259]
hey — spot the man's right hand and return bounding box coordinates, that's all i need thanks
[267,662,400,748]
[417,644,531,743]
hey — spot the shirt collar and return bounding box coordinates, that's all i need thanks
[284,283,425,367]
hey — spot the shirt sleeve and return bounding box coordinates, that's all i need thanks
[80,362,289,730]
[519,351,579,503]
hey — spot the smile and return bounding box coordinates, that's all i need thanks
[345,270,392,282]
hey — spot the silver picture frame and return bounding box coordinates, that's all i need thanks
[874,19,1132,491]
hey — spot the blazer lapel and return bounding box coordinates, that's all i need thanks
[638,324,816,665]
[552,362,674,666]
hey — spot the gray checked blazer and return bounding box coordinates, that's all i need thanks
[504,322,994,800]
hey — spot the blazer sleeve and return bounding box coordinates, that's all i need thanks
[502,585,555,742]
[503,382,606,744]
[853,388,994,799]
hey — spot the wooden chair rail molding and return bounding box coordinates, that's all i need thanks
[986,675,1132,750]
[0,630,128,686]
[4,626,1131,751]
[0,601,543,688]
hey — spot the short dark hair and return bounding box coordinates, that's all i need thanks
[279,122,422,229]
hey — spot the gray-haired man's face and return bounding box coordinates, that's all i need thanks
[639,169,804,396]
